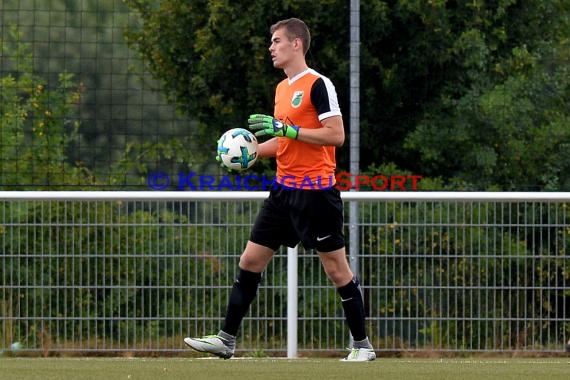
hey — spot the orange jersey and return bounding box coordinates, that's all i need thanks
[274,68,342,189]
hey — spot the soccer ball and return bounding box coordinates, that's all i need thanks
[10,342,23,352]
[216,128,258,171]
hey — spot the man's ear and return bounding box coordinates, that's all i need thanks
[293,38,301,51]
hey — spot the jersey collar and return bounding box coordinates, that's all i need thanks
[288,68,312,85]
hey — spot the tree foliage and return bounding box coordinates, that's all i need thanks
[124,0,569,190]
[0,27,97,189]
[1,0,199,187]
[124,0,351,172]
[403,1,570,190]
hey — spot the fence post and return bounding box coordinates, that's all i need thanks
[349,0,361,350]
[287,245,298,358]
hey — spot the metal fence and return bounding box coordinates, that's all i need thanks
[1,191,569,357]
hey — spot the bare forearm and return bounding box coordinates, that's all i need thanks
[257,138,279,158]
[297,115,345,147]
[297,126,344,147]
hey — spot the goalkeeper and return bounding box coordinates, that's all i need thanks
[185,17,375,362]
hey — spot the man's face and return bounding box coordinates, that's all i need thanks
[269,28,297,69]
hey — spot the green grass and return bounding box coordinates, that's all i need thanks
[1,357,570,380]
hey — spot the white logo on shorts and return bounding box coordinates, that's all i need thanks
[316,235,331,241]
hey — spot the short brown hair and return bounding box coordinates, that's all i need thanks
[270,18,311,55]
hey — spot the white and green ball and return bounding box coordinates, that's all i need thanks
[10,342,23,352]
[217,128,258,171]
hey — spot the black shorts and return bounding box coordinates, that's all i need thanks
[250,184,345,252]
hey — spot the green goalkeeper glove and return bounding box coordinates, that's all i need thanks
[248,114,299,139]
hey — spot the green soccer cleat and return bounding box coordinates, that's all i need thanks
[183,335,234,359]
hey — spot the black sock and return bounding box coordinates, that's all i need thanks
[337,276,367,341]
[222,269,262,336]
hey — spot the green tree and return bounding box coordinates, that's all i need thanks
[1,0,197,187]
[0,26,97,189]
[404,2,570,190]
[123,0,350,174]
[124,0,569,190]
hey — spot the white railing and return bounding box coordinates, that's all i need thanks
[2,191,569,201]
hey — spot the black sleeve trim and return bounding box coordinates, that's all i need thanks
[310,77,332,116]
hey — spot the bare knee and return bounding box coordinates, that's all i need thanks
[326,267,353,286]
[318,249,354,287]
[238,241,275,272]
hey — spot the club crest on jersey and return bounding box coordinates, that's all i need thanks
[291,91,304,108]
